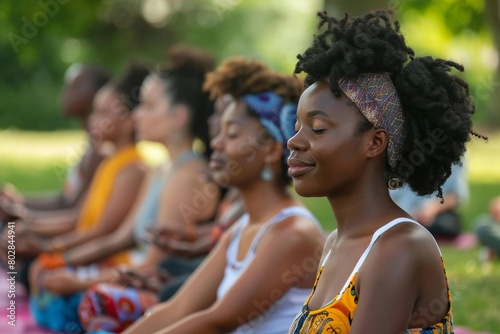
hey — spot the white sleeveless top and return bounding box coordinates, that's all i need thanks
[217,206,322,334]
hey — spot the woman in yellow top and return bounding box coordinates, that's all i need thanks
[287,10,486,334]
[27,64,149,332]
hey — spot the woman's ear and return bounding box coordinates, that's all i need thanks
[122,113,135,138]
[264,141,284,164]
[365,128,389,160]
[171,104,190,131]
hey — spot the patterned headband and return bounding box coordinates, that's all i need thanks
[338,72,405,168]
[240,92,297,162]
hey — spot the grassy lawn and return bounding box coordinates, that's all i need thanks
[1,129,499,332]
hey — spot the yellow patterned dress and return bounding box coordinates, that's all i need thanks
[289,218,454,334]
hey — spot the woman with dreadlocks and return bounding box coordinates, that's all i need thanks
[287,9,486,334]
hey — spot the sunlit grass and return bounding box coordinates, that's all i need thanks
[466,132,500,183]
[0,129,167,193]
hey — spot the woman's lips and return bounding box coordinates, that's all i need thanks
[287,158,315,177]
[209,158,225,170]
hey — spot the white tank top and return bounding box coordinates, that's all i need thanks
[217,206,322,334]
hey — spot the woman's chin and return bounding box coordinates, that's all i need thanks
[293,182,322,198]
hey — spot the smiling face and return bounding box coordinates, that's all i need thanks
[209,100,274,189]
[287,81,373,198]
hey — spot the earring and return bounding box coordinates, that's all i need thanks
[387,177,401,190]
[261,162,273,182]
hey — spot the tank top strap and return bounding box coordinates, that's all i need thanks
[226,214,250,265]
[249,206,318,254]
[227,207,317,266]
[334,217,421,301]
[171,150,202,169]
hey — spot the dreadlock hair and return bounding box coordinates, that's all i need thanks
[204,57,304,185]
[295,9,486,199]
[156,45,216,159]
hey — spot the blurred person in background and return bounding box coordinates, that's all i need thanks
[25,46,222,333]
[26,63,149,333]
[0,64,112,292]
[475,196,500,260]
[0,64,111,217]
[390,163,469,239]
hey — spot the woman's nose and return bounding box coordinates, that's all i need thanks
[287,129,307,151]
[210,132,223,151]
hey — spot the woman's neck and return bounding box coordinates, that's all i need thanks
[328,176,404,239]
[112,135,134,151]
[240,180,294,224]
[165,137,195,163]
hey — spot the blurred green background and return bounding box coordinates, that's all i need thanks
[1,0,499,332]
[1,0,499,130]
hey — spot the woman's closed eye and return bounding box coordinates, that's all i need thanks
[311,128,326,135]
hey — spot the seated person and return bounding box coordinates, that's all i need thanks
[475,196,500,260]
[26,63,150,333]
[0,64,110,220]
[89,58,326,334]
[390,162,469,239]
[26,47,223,332]
[113,86,240,302]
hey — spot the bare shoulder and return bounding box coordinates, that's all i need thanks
[359,221,443,286]
[375,221,441,260]
[177,157,209,175]
[264,210,325,251]
[117,160,148,179]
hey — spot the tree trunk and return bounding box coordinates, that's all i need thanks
[483,0,500,129]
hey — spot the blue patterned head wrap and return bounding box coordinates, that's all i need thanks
[240,91,297,162]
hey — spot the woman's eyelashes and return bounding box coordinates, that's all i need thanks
[293,123,325,135]
[311,128,325,135]
[226,125,239,139]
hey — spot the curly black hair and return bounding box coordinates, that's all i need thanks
[295,9,486,198]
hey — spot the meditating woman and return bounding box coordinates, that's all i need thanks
[28,63,150,332]
[287,10,486,334]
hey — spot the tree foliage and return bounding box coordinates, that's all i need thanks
[0,0,497,129]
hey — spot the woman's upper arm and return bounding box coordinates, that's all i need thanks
[94,163,148,235]
[163,230,231,314]
[350,230,421,334]
[156,166,219,230]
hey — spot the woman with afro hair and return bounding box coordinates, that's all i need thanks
[287,9,486,334]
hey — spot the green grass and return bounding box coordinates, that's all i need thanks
[1,129,499,332]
